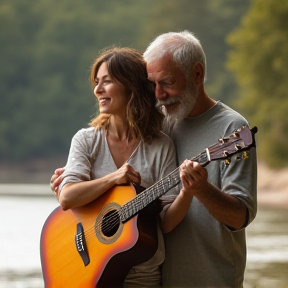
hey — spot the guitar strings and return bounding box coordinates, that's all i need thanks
[82,166,183,239]
[83,169,180,239]
[83,210,121,239]
[79,182,166,239]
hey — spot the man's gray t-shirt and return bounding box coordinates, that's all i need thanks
[162,101,257,288]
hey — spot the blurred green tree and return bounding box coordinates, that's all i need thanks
[0,0,151,161]
[0,0,250,164]
[227,0,288,167]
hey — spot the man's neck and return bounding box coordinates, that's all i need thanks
[187,91,216,118]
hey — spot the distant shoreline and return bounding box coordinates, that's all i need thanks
[0,183,287,209]
[0,183,52,197]
[1,161,287,207]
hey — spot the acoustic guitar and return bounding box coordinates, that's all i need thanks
[40,125,257,288]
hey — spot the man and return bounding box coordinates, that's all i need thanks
[51,31,257,287]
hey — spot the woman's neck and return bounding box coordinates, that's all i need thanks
[107,115,130,141]
[105,115,141,168]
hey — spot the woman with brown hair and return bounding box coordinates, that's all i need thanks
[54,47,177,287]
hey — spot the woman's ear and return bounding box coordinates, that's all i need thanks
[193,62,204,85]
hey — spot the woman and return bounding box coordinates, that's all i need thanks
[57,47,177,287]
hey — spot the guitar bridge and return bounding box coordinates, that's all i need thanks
[75,222,90,266]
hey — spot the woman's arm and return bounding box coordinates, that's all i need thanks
[59,164,141,210]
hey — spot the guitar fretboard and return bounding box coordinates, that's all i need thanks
[119,150,209,223]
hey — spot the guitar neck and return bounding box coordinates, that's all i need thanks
[119,125,258,223]
[119,150,210,223]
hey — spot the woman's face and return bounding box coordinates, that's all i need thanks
[94,62,130,117]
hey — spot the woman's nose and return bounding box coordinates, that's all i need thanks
[94,84,103,96]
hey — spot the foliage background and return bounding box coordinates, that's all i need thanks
[227,0,288,167]
[0,0,287,178]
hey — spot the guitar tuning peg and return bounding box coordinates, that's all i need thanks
[243,151,249,160]
[224,158,231,165]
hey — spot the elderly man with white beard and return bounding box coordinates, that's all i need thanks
[143,31,257,288]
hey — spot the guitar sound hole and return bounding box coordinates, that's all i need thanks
[101,210,120,237]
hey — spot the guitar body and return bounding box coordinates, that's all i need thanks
[40,184,158,288]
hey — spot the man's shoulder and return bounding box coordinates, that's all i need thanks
[210,101,249,129]
[216,101,247,121]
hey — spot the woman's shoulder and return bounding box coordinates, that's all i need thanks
[70,127,105,155]
[73,127,104,142]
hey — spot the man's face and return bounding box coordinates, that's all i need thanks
[147,54,197,121]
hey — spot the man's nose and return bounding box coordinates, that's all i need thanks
[155,84,167,100]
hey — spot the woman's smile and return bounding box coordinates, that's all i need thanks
[98,97,111,106]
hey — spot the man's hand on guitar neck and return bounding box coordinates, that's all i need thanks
[179,159,247,230]
[180,160,208,196]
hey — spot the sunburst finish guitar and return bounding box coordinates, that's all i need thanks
[40,126,257,288]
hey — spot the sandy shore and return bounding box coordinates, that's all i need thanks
[257,162,288,209]
[257,189,288,209]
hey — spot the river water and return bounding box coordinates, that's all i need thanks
[0,190,287,288]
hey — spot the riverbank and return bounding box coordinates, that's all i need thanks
[257,162,288,209]
[0,183,51,197]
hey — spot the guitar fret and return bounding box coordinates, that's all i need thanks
[120,169,182,223]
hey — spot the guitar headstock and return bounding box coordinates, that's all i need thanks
[208,126,257,163]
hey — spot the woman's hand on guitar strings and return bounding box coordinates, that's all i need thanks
[113,163,141,186]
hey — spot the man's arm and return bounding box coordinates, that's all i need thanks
[160,160,206,233]
[179,160,247,230]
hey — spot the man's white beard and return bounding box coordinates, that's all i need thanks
[161,83,198,125]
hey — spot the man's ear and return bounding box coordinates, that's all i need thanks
[193,62,204,85]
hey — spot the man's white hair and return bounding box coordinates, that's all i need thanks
[143,30,207,80]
